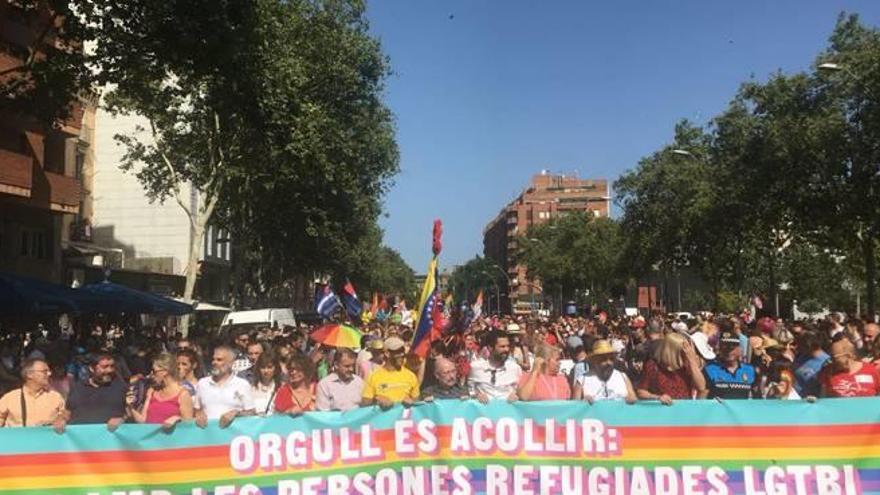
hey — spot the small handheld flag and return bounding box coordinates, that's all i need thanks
[340,280,363,319]
[315,284,341,320]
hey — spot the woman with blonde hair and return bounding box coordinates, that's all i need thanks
[517,344,570,401]
[637,333,706,404]
[127,352,194,430]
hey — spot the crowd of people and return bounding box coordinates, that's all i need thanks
[0,309,877,431]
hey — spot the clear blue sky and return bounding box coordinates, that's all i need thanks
[367,0,880,273]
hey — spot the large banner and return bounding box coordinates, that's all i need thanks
[1,398,879,495]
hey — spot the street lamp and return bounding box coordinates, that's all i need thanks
[485,262,513,314]
[480,270,501,315]
[818,62,842,72]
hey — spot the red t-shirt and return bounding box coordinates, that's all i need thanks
[638,359,695,399]
[273,384,316,413]
[821,362,880,398]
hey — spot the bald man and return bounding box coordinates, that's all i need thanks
[821,339,880,398]
[421,358,468,401]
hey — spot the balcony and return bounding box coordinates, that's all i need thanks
[0,148,32,197]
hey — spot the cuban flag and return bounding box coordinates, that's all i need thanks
[341,280,363,319]
[314,284,341,320]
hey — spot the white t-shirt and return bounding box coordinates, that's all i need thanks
[195,375,255,420]
[468,357,522,399]
[579,369,630,401]
[251,381,277,416]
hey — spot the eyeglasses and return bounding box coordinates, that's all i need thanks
[30,369,51,375]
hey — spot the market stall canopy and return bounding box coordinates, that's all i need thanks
[0,272,81,315]
[81,281,193,315]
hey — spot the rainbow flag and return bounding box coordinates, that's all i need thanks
[472,289,484,319]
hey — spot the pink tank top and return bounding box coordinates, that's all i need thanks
[145,391,182,424]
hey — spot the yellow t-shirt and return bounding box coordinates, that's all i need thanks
[362,366,420,403]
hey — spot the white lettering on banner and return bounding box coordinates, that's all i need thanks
[83,464,862,495]
[743,465,860,495]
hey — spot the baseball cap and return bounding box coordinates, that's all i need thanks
[688,332,716,360]
[384,337,405,352]
[719,330,740,345]
[369,339,385,350]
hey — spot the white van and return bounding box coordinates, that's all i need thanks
[219,308,297,337]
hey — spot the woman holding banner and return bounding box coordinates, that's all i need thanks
[274,354,316,415]
[126,353,194,430]
[517,344,571,401]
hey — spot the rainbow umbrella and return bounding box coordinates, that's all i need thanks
[310,323,363,349]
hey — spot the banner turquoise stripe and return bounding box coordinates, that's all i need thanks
[2,398,877,454]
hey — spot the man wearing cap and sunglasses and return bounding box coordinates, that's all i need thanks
[361,337,419,410]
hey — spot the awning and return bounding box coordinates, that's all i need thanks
[0,272,79,315]
[81,281,193,315]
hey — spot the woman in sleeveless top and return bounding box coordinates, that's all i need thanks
[274,354,316,415]
[251,352,283,416]
[517,344,571,401]
[127,352,194,430]
[176,348,202,400]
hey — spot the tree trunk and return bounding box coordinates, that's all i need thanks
[864,235,876,321]
[179,189,219,337]
[768,251,777,318]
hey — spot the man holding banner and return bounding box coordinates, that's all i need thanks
[468,329,522,403]
[361,336,419,410]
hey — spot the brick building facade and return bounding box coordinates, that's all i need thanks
[0,5,88,283]
[483,171,610,314]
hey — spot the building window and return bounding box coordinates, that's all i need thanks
[20,229,48,259]
[205,225,214,257]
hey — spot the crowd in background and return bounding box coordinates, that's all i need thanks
[0,309,877,430]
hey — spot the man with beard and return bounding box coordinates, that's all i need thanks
[195,346,256,428]
[574,339,636,403]
[362,337,419,410]
[422,357,468,401]
[468,330,522,403]
[64,353,128,430]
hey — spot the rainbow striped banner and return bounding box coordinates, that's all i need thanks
[0,398,878,495]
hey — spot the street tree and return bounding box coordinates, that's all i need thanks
[79,0,398,329]
[517,212,625,307]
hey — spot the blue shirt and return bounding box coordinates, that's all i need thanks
[794,352,829,397]
[704,361,757,399]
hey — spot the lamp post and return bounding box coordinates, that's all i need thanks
[481,270,501,315]
[486,262,512,314]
